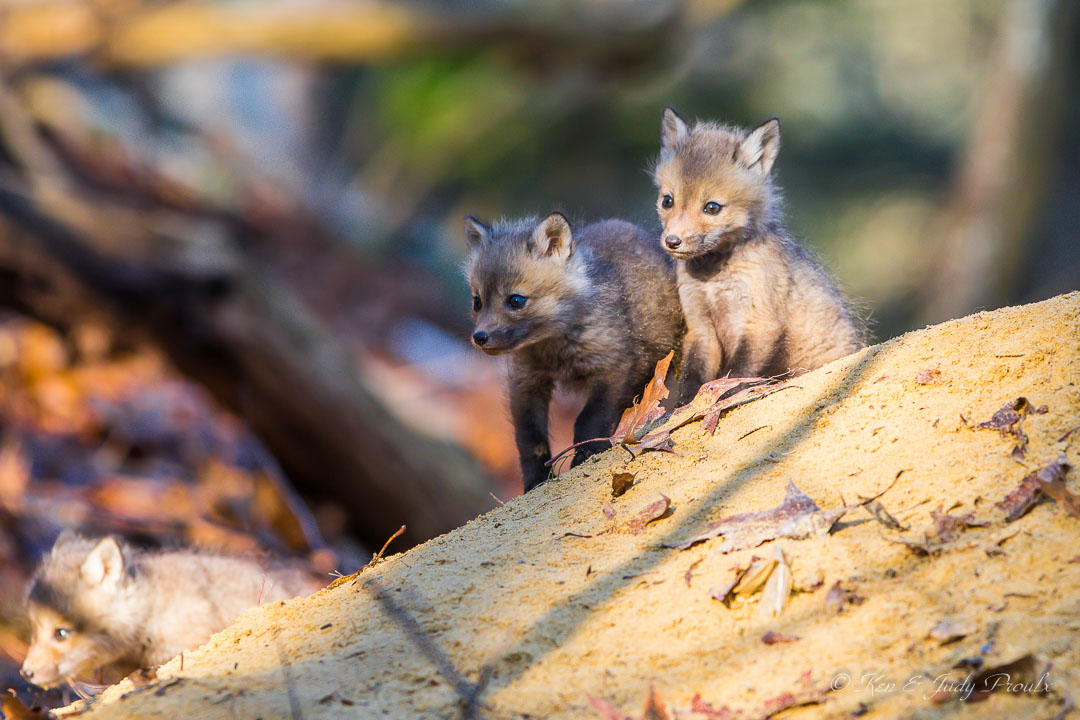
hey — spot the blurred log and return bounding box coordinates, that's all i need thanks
[0,0,681,68]
[917,0,1074,325]
[0,87,496,551]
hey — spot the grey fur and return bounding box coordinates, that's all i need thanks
[464,214,684,491]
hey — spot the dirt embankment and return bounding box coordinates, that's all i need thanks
[54,292,1080,720]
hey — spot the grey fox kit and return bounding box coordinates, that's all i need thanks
[21,532,322,689]
[464,212,684,491]
[653,107,865,399]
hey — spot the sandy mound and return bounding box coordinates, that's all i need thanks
[55,292,1080,720]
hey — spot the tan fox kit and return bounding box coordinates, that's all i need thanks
[654,107,865,398]
[21,532,321,689]
[464,213,683,491]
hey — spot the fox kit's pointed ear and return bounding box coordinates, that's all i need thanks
[660,106,689,160]
[532,212,573,262]
[737,118,781,177]
[80,537,124,588]
[463,216,490,250]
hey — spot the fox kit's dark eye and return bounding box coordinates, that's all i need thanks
[661,194,674,210]
[507,294,527,310]
[54,628,70,642]
[703,201,723,215]
[472,295,482,312]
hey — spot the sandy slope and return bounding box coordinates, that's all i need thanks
[56,292,1080,720]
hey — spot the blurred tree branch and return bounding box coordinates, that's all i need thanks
[0,82,496,550]
[0,0,686,68]
[918,0,1075,324]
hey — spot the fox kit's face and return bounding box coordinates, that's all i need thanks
[22,604,109,688]
[463,213,581,356]
[22,535,129,688]
[654,108,780,258]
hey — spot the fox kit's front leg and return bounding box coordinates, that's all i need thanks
[510,366,554,491]
[678,326,723,402]
[569,380,625,468]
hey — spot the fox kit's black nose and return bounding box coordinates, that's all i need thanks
[665,235,682,249]
[20,667,33,681]
[472,331,489,346]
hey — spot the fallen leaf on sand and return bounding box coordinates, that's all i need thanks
[683,558,702,587]
[864,500,908,531]
[978,397,1032,450]
[670,481,849,553]
[548,354,676,467]
[886,532,945,556]
[626,495,671,534]
[915,368,941,385]
[667,376,793,437]
[587,686,671,720]
[758,546,793,619]
[611,471,635,498]
[931,506,989,543]
[611,353,673,445]
[929,617,977,643]
[824,581,864,613]
[997,457,1073,521]
[761,631,800,645]
[0,691,48,720]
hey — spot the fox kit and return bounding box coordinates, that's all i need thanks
[654,108,864,399]
[21,532,322,689]
[464,213,683,491]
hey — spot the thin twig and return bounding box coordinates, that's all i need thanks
[544,437,610,467]
[363,525,406,570]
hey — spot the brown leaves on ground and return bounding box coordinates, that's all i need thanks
[0,691,49,720]
[626,495,671,534]
[823,581,864,614]
[611,471,635,498]
[548,353,676,467]
[996,456,1075,521]
[611,352,674,447]
[930,506,989,542]
[978,396,1042,453]
[588,686,670,720]
[590,674,830,720]
[670,481,850,553]
[928,617,977,643]
[915,368,942,385]
[670,377,793,436]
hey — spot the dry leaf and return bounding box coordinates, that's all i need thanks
[586,686,671,720]
[626,495,671,534]
[758,546,793,619]
[670,481,848,553]
[931,506,989,542]
[915,368,941,385]
[824,581,864,613]
[997,457,1073,521]
[611,352,673,445]
[864,500,907,531]
[611,471,635,498]
[0,691,48,720]
[929,617,977,643]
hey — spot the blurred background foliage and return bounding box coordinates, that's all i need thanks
[0,0,1077,705]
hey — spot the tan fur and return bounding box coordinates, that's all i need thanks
[21,533,322,688]
[464,213,684,491]
[654,108,865,397]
